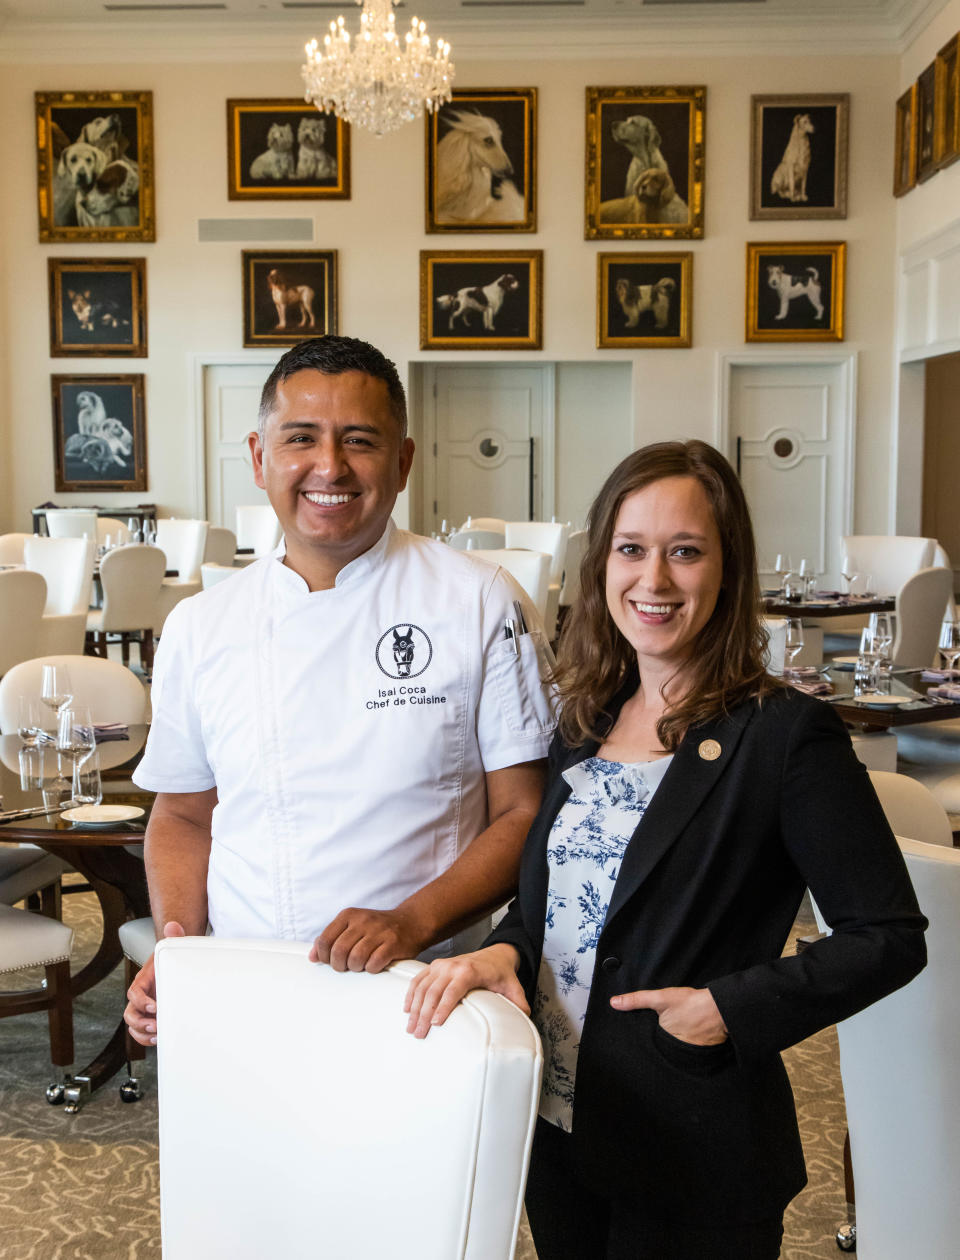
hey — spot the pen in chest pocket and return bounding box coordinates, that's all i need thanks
[503,617,520,657]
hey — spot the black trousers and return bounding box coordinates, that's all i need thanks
[524,1117,784,1260]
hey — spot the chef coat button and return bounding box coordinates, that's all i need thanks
[601,956,620,973]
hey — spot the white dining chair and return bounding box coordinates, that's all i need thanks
[86,543,166,675]
[558,529,588,609]
[866,770,954,847]
[96,517,131,547]
[0,569,46,676]
[22,536,96,656]
[469,548,551,624]
[827,837,960,1259]
[155,938,542,1260]
[505,522,569,589]
[154,519,209,634]
[841,535,938,599]
[447,528,506,551]
[235,505,282,557]
[200,563,239,589]
[459,516,506,535]
[203,527,237,567]
[892,566,954,668]
[45,509,98,541]
[0,533,32,566]
[0,655,148,732]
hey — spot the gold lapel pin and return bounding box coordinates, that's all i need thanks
[698,739,722,762]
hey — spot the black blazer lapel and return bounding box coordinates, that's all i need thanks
[603,700,757,929]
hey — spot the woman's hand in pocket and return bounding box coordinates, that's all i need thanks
[610,985,728,1046]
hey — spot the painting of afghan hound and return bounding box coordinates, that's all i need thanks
[434,109,526,225]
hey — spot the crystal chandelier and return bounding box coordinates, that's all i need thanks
[302,0,455,138]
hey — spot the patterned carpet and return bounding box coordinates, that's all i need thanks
[0,885,848,1259]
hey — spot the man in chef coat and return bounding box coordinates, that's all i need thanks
[125,335,555,1045]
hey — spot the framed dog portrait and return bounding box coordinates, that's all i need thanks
[585,86,705,241]
[894,83,919,196]
[917,62,939,183]
[35,91,154,242]
[936,35,960,170]
[242,250,338,348]
[424,88,536,233]
[597,253,692,349]
[746,242,845,343]
[48,258,147,358]
[749,94,848,220]
[227,100,350,200]
[51,374,147,492]
[420,250,543,350]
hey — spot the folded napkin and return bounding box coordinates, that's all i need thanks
[784,668,834,697]
[926,683,960,702]
[921,668,960,682]
[813,590,842,600]
[94,722,129,743]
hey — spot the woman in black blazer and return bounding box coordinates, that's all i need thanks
[405,441,926,1259]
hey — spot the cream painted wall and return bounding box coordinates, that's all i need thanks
[0,49,900,536]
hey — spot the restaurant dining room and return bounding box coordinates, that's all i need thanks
[2,0,960,1255]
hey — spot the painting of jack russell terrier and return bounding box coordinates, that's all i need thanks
[747,243,845,343]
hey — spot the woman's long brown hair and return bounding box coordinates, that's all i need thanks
[554,440,781,751]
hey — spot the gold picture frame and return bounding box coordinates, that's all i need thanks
[48,257,147,358]
[746,242,845,343]
[420,250,543,350]
[936,35,960,170]
[242,250,338,348]
[227,99,350,200]
[894,84,919,196]
[36,90,155,242]
[917,62,939,183]
[425,88,536,232]
[585,85,705,240]
[597,252,692,349]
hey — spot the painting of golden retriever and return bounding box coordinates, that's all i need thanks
[36,91,154,243]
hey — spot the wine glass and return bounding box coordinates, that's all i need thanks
[841,562,860,597]
[40,664,73,725]
[873,612,895,664]
[17,697,43,747]
[939,619,960,673]
[774,554,794,594]
[785,619,805,670]
[56,705,96,807]
[127,516,142,544]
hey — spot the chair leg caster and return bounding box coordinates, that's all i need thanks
[119,1076,143,1103]
[62,1074,92,1115]
[836,1223,857,1251]
[45,1082,65,1105]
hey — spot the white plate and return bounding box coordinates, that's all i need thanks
[850,694,914,708]
[831,655,860,666]
[61,804,145,825]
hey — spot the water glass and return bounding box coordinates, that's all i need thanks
[855,626,880,694]
[19,746,43,791]
[17,697,43,746]
[72,752,103,807]
[939,619,960,673]
[785,619,805,669]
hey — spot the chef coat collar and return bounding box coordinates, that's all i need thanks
[269,518,397,595]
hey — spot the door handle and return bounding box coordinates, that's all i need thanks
[528,437,535,520]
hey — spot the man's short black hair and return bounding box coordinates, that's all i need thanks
[257,335,408,439]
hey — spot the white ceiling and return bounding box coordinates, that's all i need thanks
[0,0,948,56]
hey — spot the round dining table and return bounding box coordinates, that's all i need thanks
[0,727,153,1109]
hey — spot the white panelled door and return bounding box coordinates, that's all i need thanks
[203,363,272,530]
[424,365,554,530]
[727,361,853,587]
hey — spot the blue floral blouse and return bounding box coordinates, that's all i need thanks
[533,753,673,1131]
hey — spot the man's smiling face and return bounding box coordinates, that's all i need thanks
[249,369,414,587]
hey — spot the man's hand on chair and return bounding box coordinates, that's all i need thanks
[123,921,185,1046]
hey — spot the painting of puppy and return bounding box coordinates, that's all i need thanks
[296,117,337,180]
[77,159,140,227]
[67,289,130,333]
[250,123,295,179]
[54,376,146,491]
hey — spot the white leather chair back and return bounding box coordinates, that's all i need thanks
[841,534,937,598]
[156,939,542,1260]
[97,517,131,546]
[235,505,282,556]
[23,536,95,616]
[832,837,960,1259]
[460,517,506,535]
[155,520,209,584]
[893,566,954,667]
[448,529,507,551]
[45,509,98,540]
[200,563,239,589]
[0,570,46,676]
[505,522,569,588]
[0,655,148,732]
[203,527,237,567]
[762,617,787,675]
[867,770,954,847]
[98,544,166,632]
[470,548,551,622]
[559,529,588,608]
[0,533,32,566]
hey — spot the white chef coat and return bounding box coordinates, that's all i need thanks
[134,521,556,955]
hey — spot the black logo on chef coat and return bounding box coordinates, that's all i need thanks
[376,623,433,680]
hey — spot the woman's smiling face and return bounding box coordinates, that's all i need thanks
[605,475,724,676]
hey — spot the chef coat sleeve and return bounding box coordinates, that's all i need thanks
[474,567,558,773]
[133,597,216,794]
